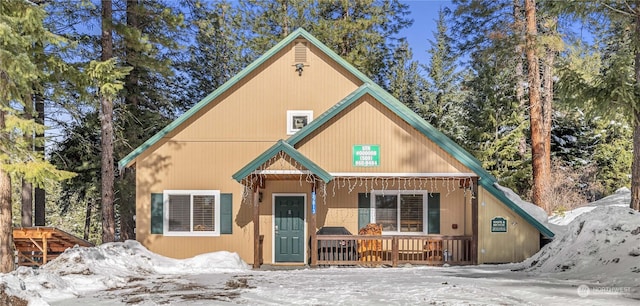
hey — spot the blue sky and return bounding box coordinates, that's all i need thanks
[401,0,454,65]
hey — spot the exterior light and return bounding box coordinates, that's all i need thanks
[295,63,304,76]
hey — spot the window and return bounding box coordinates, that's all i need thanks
[286,110,313,135]
[163,190,220,236]
[371,191,438,234]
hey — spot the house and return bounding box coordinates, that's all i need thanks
[118,29,554,268]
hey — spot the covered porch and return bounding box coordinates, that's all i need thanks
[233,140,479,268]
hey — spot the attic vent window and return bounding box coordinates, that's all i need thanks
[294,41,307,63]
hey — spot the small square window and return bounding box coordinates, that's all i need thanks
[287,110,313,135]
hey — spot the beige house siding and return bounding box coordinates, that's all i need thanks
[133,38,364,260]
[171,41,362,143]
[128,31,547,266]
[477,187,540,264]
[295,95,472,174]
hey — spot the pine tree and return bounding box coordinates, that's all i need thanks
[238,0,316,60]
[554,1,639,211]
[423,8,467,144]
[116,0,184,241]
[454,0,532,195]
[0,0,75,272]
[311,0,413,85]
[237,0,412,85]
[179,0,245,104]
[387,41,424,115]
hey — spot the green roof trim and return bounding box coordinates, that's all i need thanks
[232,140,333,184]
[285,85,554,238]
[118,28,360,169]
[119,27,553,238]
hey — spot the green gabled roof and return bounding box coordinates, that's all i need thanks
[284,84,554,238]
[118,28,369,169]
[118,27,553,238]
[232,139,333,183]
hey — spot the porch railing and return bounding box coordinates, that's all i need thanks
[313,235,472,267]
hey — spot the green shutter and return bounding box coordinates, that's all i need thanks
[220,193,233,234]
[358,193,371,231]
[428,193,441,234]
[151,193,164,234]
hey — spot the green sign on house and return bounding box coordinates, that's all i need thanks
[491,217,507,233]
[353,145,379,167]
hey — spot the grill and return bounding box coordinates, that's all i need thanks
[314,226,358,262]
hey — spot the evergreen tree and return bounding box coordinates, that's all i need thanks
[312,0,413,85]
[554,0,639,211]
[463,51,532,196]
[422,8,467,144]
[0,0,75,272]
[386,41,424,114]
[238,0,315,60]
[179,0,245,104]
[454,0,532,196]
[50,113,102,242]
[237,0,412,85]
[116,0,184,241]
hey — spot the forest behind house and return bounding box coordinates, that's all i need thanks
[1,0,638,257]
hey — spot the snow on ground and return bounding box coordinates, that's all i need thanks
[519,187,640,290]
[1,188,639,305]
[548,187,631,226]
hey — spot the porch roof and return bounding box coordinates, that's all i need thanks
[232,139,333,184]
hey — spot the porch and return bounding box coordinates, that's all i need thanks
[311,234,473,267]
[232,141,479,268]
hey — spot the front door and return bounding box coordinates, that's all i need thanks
[274,196,305,262]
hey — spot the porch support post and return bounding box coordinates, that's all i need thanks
[310,182,318,267]
[253,182,261,269]
[471,177,479,265]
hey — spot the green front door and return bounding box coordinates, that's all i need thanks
[275,196,305,262]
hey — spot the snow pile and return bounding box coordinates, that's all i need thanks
[522,204,640,288]
[42,240,249,276]
[2,240,250,305]
[549,187,631,226]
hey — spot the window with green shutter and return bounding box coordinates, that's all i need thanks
[358,193,371,231]
[151,193,164,234]
[427,194,441,234]
[366,191,440,235]
[162,190,222,236]
[220,193,233,234]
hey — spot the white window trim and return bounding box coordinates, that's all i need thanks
[286,110,313,135]
[163,190,221,237]
[370,190,429,235]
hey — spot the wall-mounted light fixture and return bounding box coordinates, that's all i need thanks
[295,63,304,76]
[258,191,264,202]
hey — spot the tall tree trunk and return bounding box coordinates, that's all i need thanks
[21,94,33,227]
[542,22,556,214]
[632,111,640,211]
[84,199,93,240]
[525,0,549,213]
[513,0,528,158]
[118,0,139,241]
[34,92,46,226]
[632,7,640,212]
[21,180,32,227]
[0,111,14,273]
[101,0,116,243]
